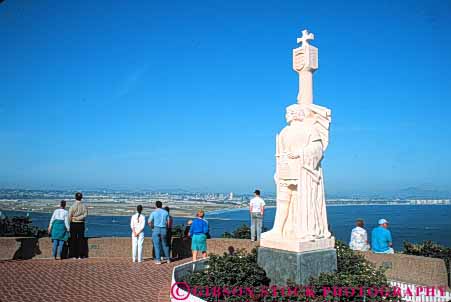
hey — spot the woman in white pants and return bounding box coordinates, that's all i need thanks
[130,205,145,262]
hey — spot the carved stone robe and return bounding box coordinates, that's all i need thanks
[275,117,331,241]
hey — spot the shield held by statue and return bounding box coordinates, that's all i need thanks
[276,152,301,182]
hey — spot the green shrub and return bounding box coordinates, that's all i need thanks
[182,241,399,301]
[171,224,184,237]
[304,241,398,302]
[181,248,270,301]
[221,224,251,239]
[0,215,47,238]
[221,224,268,239]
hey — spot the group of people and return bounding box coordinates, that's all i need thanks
[130,201,209,263]
[47,192,88,259]
[248,189,395,255]
[48,193,210,263]
[49,190,392,263]
[349,218,394,254]
[130,200,174,264]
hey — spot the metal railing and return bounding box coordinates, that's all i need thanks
[171,258,210,302]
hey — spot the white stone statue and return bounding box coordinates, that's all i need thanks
[260,30,334,253]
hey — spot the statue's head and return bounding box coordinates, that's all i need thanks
[285,104,308,124]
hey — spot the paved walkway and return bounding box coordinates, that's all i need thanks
[0,258,186,302]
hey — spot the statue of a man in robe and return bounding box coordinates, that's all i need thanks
[262,103,332,242]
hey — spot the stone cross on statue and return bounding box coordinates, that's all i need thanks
[292,29,318,104]
[296,29,314,47]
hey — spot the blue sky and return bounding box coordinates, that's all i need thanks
[1,0,451,194]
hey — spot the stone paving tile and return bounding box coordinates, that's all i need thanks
[0,258,189,302]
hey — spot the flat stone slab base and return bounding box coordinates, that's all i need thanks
[257,247,337,286]
[259,236,335,253]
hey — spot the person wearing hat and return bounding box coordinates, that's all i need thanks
[249,189,265,241]
[371,218,394,254]
[349,218,370,251]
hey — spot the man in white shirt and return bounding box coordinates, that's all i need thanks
[249,189,265,241]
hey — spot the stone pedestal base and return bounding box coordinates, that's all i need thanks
[257,247,337,286]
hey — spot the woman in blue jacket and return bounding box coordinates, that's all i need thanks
[189,209,209,261]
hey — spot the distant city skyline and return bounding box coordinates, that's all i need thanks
[1,0,451,194]
[1,185,450,200]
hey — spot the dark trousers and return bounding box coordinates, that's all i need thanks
[70,222,85,258]
[167,229,172,254]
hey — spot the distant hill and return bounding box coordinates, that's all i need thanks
[327,186,451,200]
[393,186,451,199]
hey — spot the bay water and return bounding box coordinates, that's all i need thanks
[4,205,451,249]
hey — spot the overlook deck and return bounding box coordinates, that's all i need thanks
[1,237,449,301]
[0,257,185,302]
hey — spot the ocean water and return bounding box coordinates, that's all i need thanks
[3,205,451,249]
[206,205,451,249]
